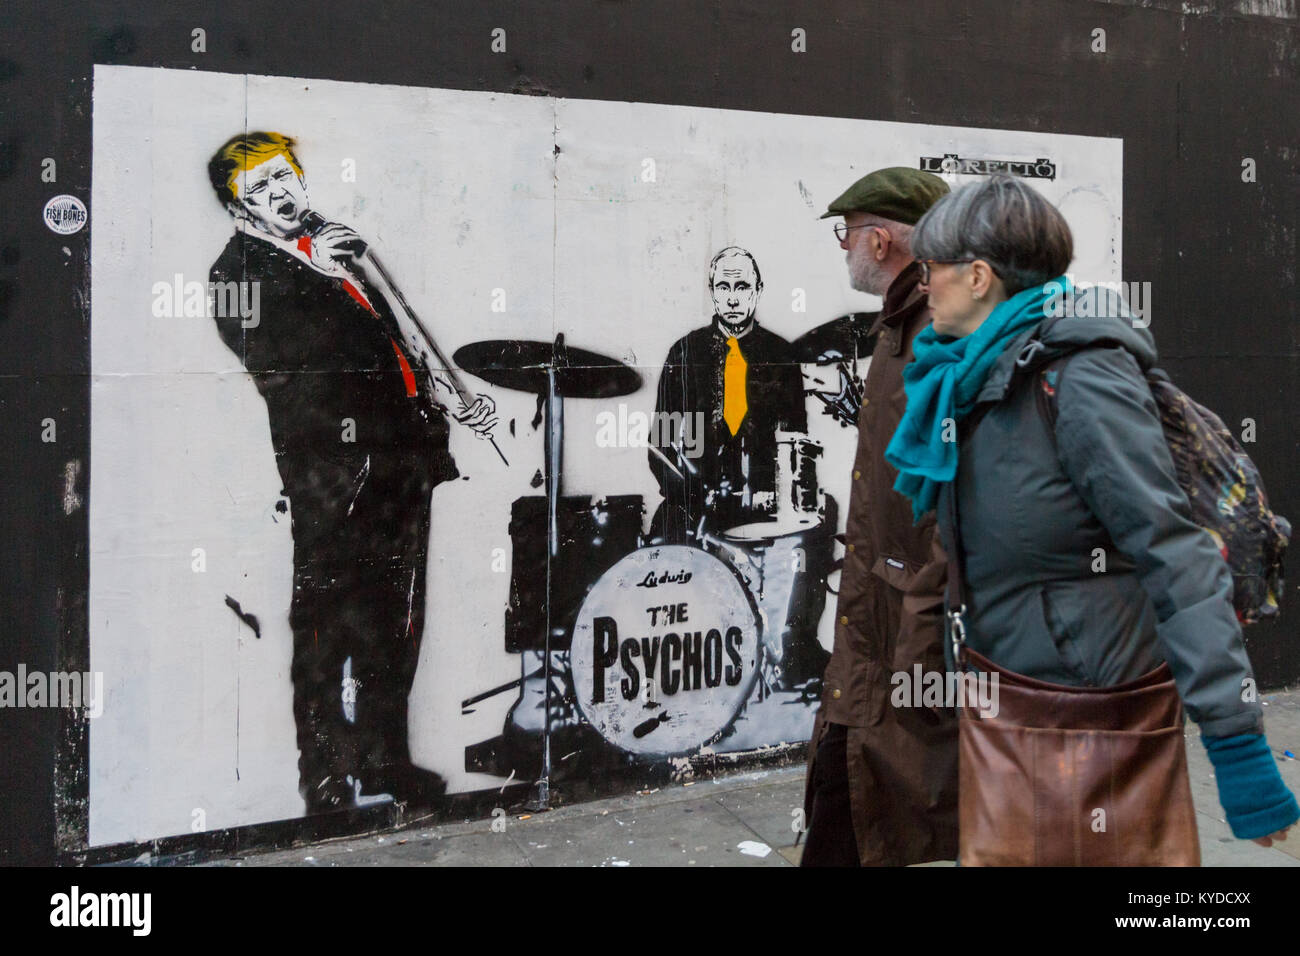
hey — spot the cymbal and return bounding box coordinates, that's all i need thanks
[454,338,642,399]
[791,311,880,363]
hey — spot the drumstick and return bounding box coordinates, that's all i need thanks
[647,442,686,480]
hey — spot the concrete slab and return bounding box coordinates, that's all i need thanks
[211,828,532,867]
[777,845,804,866]
[508,794,790,867]
[714,770,807,852]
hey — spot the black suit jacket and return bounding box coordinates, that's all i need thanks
[650,317,807,536]
[210,230,457,553]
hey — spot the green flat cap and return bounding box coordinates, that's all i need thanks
[820,166,950,224]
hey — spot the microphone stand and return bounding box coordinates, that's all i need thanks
[365,250,510,467]
[301,211,509,466]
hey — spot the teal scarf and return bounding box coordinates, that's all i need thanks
[885,277,1070,522]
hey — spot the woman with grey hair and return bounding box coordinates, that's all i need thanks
[885,175,1296,863]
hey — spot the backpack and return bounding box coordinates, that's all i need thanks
[1021,339,1290,625]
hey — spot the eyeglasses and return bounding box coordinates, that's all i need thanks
[918,258,980,283]
[833,222,884,242]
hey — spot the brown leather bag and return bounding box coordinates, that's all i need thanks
[954,645,1200,866]
[942,473,1200,866]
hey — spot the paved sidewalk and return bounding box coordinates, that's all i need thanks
[206,689,1300,867]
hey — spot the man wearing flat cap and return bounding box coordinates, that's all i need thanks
[801,167,959,866]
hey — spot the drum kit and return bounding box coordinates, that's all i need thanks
[456,335,831,808]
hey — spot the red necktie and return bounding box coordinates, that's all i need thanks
[296,236,417,398]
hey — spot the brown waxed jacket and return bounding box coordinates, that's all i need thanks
[805,261,959,866]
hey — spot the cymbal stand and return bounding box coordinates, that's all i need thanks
[525,340,565,811]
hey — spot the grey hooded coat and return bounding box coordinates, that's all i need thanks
[936,306,1264,739]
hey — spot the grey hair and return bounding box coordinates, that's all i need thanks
[858,215,914,257]
[910,175,1072,295]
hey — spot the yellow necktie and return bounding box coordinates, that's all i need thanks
[723,336,748,436]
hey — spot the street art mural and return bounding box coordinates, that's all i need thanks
[206,132,498,813]
[88,64,1122,845]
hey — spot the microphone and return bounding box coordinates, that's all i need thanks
[298,210,368,254]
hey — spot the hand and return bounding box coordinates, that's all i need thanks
[1251,826,1291,847]
[309,223,367,274]
[455,393,498,438]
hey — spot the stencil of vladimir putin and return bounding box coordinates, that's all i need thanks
[650,246,808,541]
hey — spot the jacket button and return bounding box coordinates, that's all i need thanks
[853,470,861,480]
[840,615,849,625]
[862,399,869,407]
[847,544,855,552]
[832,689,842,699]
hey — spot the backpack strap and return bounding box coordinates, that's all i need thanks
[1013,327,1137,432]
[1027,340,1153,433]
[1008,330,1078,432]
[1034,355,1070,429]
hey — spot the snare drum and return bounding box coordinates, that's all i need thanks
[775,431,826,529]
[724,433,826,540]
[570,545,761,756]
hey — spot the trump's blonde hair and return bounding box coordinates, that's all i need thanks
[208,132,303,205]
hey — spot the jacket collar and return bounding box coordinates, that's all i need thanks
[974,325,1043,403]
[870,260,928,356]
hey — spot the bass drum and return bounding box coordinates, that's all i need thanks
[570,545,761,756]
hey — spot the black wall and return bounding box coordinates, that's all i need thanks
[1,0,1295,865]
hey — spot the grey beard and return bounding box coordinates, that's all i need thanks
[849,258,885,297]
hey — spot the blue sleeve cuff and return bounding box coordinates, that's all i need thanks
[1202,733,1300,840]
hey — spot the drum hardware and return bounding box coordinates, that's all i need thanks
[793,311,879,429]
[804,361,864,429]
[534,362,559,811]
[648,444,684,481]
[504,651,581,732]
[456,335,642,810]
[460,675,523,714]
[797,678,824,705]
[459,654,577,723]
